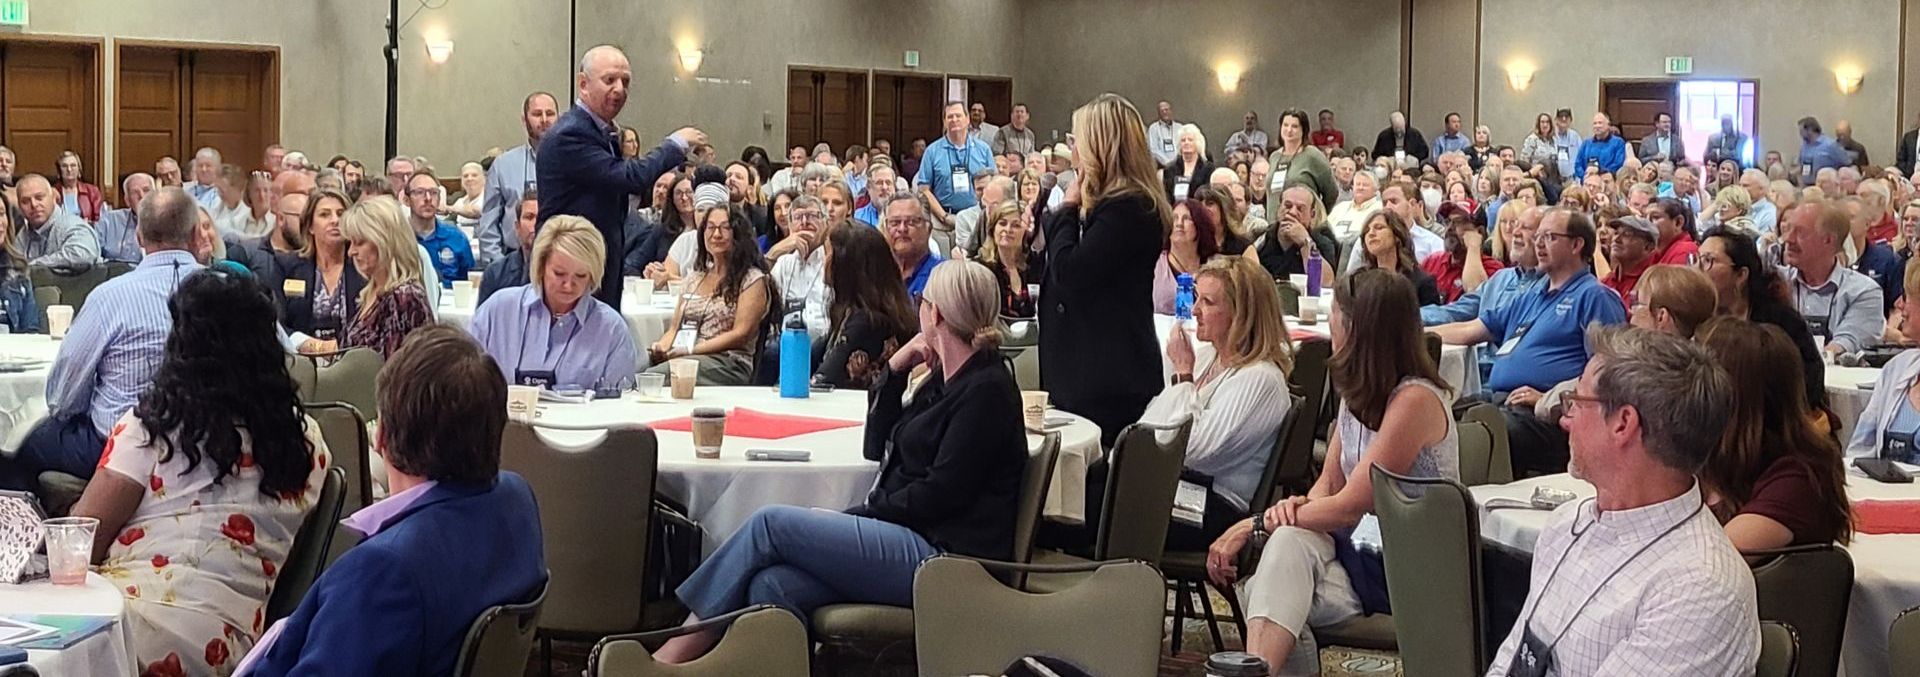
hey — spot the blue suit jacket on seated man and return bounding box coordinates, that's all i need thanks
[536,103,684,310]
[241,472,546,676]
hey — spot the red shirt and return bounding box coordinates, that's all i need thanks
[1419,252,1505,303]
[1311,129,1346,150]
[1868,213,1899,245]
[1653,235,1699,266]
[1603,257,1652,304]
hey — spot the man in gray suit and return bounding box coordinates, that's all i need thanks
[476,91,559,266]
[1636,112,1685,164]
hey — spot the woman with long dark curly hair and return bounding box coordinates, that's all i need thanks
[646,205,772,385]
[71,269,330,676]
[814,224,917,389]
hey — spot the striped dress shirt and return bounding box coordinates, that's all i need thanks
[45,250,204,436]
[1486,483,1759,676]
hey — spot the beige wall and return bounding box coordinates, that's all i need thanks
[1408,0,1477,133]
[1014,0,1403,156]
[1478,0,1902,164]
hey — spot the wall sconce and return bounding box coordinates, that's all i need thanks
[1214,61,1243,93]
[678,47,704,73]
[424,40,453,65]
[1834,67,1863,95]
[1506,63,1534,91]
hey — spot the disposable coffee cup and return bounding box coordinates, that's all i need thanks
[1287,274,1308,291]
[46,305,74,339]
[452,280,476,309]
[691,407,727,459]
[1298,295,1321,325]
[1022,391,1049,430]
[506,385,540,422]
[670,359,700,399]
[1205,651,1270,677]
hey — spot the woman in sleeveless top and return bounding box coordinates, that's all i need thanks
[1203,268,1458,675]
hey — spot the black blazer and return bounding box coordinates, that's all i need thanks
[536,105,685,308]
[1160,158,1215,203]
[1899,129,1919,176]
[850,350,1026,560]
[273,250,366,340]
[1373,126,1430,162]
[1039,193,1164,407]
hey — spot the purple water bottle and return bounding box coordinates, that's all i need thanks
[1306,246,1323,296]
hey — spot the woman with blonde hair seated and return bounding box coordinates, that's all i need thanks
[1205,267,1456,675]
[337,196,434,358]
[1708,185,1757,234]
[469,215,638,391]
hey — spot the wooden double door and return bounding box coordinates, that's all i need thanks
[0,38,100,187]
[115,43,277,188]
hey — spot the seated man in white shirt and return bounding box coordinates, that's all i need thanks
[1486,326,1758,677]
[755,194,833,380]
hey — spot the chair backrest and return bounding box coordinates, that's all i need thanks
[454,578,549,677]
[1456,403,1512,486]
[589,605,809,677]
[1751,544,1854,677]
[1891,606,1920,677]
[307,348,383,418]
[500,422,659,635]
[265,466,346,625]
[1289,338,1334,442]
[30,262,120,314]
[1011,433,1061,566]
[287,354,319,402]
[304,402,374,512]
[1757,621,1800,677]
[1276,281,1301,316]
[1455,418,1494,487]
[913,556,1164,677]
[1094,417,1191,564]
[1247,396,1309,517]
[1370,465,1484,677]
[31,285,56,328]
[1423,332,1443,367]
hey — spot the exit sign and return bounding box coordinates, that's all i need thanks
[1664,56,1693,75]
[0,0,26,27]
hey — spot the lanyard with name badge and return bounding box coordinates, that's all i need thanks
[515,308,584,388]
[1507,498,1703,677]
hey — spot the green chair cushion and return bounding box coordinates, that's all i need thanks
[1314,614,1397,651]
[811,603,913,640]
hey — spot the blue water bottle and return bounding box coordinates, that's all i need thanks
[1306,247,1323,296]
[1174,273,1195,320]
[779,315,811,398]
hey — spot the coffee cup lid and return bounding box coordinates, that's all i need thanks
[1205,652,1269,677]
[692,407,726,418]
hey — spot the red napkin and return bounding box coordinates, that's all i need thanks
[1290,329,1325,342]
[647,407,862,440]
[1853,499,1920,534]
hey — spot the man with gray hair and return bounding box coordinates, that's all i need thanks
[1371,111,1429,164]
[153,156,183,189]
[4,187,205,489]
[16,175,101,269]
[769,193,832,344]
[881,193,942,304]
[95,173,155,263]
[538,44,706,308]
[185,147,223,208]
[1486,326,1757,676]
[1739,169,1778,235]
[0,146,15,188]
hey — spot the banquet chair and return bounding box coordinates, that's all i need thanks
[1160,397,1309,653]
[32,471,86,516]
[265,467,347,625]
[1276,281,1301,316]
[1891,605,1920,676]
[303,348,384,418]
[287,353,320,401]
[588,605,809,677]
[30,261,128,315]
[454,577,550,677]
[29,286,55,329]
[1315,466,1487,677]
[306,402,374,566]
[1290,339,1333,443]
[913,557,1164,677]
[1757,621,1801,677]
[1424,332,1443,367]
[811,434,1063,658]
[1451,400,1512,485]
[1751,544,1854,677]
[500,422,668,674]
[1025,417,1191,594]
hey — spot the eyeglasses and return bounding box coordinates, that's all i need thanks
[405,188,437,198]
[790,211,824,223]
[885,217,929,229]
[1536,231,1574,244]
[1560,392,1612,415]
[1695,255,1724,271]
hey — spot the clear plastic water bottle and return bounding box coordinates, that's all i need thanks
[1306,247,1323,297]
[778,315,811,399]
[1174,273,1195,320]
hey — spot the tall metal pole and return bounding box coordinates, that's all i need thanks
[383,0,399,161]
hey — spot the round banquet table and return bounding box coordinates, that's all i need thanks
[0,572,134,675]
[435,288,676,372]
[1471,471,1920,677]
[1153,314,1482,397]
[1828,364,1881,447]
[529,386,1104,554]
[0,335,59,452]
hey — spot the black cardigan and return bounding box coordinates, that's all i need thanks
[1160,158,1215,203]
[1039,193,1164,406]
[850,349,1027,560]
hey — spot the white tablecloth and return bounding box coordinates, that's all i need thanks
[1471,472,1920,677]
[1153,314,1481,397]
[530,386,1103,553]
[1829,365,1881,446]
[0,335,59,451]
[436,290,676,372]
[0,573,134,675]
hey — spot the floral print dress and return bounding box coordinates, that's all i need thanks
[95,411,329,677]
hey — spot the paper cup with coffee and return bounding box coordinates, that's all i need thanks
[1021,391,1050,431]
[452,280,477,309]
[1298,295,1321,325]
[468,271,486,287]
[669,359,700,399]
[691,407,727,459]
[506,385,540,422]
[46,305,74,339]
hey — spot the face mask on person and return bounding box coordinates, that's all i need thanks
[1421,187,1444,216]
[1372,167,1390,183]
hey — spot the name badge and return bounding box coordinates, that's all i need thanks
[283,279,308,297]
[515,369,556,389]
[1556,147,1570,162]
[1801,163,1815,183]
[1162,137,1175,153]
[951,166,973,196]
[1495,325,1531,357]
[1173,182,1190,202]
[1807,315,1831,340]
[672,320,699,353]
[1269,169,1286,192]
[1885,429,1917,464]
[1507,629,1553,677]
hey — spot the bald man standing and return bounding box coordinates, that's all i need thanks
[537,45,706,308]
[1574,112,1627,178]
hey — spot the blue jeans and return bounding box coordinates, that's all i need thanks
[2,415,107,491]
[675,505,939,625]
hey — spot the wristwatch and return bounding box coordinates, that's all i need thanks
[1171,373,1194,386]
[1251,512,1269,547]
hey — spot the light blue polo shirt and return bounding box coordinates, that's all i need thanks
[913,136,994,213]
[1480,270,1626,393]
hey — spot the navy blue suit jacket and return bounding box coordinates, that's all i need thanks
[535,105,685,308]
[245,472,546,677]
